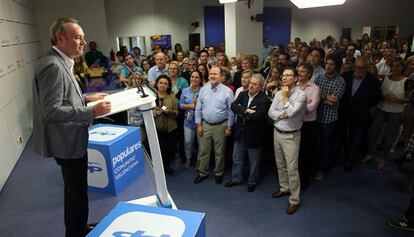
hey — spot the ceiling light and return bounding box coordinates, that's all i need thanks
[219,0,239,4]
[290,0,346,9]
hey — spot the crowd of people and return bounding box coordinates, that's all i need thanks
[79,34,414,224]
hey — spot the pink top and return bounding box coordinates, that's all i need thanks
[298,80,320,122]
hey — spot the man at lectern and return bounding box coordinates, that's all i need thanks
[33,18,111,237]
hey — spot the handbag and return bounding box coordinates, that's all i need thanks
[154,111,168,133]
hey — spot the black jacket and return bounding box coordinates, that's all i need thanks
[231,91,271,148]
[340,71,382,128]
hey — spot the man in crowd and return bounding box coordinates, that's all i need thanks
[297,64,320,189]
[310,47,326,82]
[198,50,209,66]
[225,74,270,192]
[314,55,346,180]
[194,66,234,184]
[148,52,168,84]
[340,56,381,171]
[268,67,307,215]
[119,53,144,87]
[84,41,105,67]
[33,18,111,236]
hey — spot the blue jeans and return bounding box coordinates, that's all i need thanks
[183,125,197,158]
[231,139,262,185]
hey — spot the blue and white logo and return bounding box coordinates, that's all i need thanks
[100,212,185,237]
[89,126,128,142]
[87,149,109,188]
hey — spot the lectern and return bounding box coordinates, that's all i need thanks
[87,86,172,208]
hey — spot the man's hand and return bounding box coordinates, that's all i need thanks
[278,111,287,119]
[197,124,204,137]
[326,93,338,103]
[86,93,108,102]
[93,101,111,117]
[245,108,256,114]
[224,127,232,137]
[281,86,289,102]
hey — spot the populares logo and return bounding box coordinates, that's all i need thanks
[87,149,109,188]
[100,211,185,237]
[89,126,128,142]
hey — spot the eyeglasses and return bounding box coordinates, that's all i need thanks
[282,74,294,78]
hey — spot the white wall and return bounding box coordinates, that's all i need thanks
[0,0,41,191]
[33,0,111,55]
[104,0,218,56]
[265,0,413,43]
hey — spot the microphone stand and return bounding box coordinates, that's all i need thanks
[113,61,148,98]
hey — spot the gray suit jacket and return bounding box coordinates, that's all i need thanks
[33,49,94,159]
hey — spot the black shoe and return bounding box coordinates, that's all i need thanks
[194,175,208,184]
[215,175,223,184]
[247,184,256,192]
[344,164,353,172]
[225,181,242,187]
[85,223,98,235]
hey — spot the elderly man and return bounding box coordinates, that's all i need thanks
[268,67,307,215]
[194,66,234,184]
[33,18,111,236]
[225,74,271,192]
[148,52,168,83]
[340,56,381,171]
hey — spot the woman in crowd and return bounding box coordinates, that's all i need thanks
[153,75,179,175]
[399,42,410,60]
[235,69,253,99]
[179,70,203,168]
[140,59,152,79]
[264,64,283,101]
[197,63,209,84]
[172,43,183,61]
[365,58,408,170]
[404,56,414,77]
[233,54,253,89]
[168,61,189,97]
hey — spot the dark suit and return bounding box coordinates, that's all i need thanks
[33,48,94,236]
[340,71,381,166]
[230,90,270,184]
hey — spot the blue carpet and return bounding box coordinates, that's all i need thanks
[0,138,412,237]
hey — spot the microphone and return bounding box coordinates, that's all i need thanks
[113,61,148,98]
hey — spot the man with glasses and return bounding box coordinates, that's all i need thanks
[340,56,381,171]
[268,67,307,215]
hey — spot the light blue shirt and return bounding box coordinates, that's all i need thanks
[147,64,168,81]
[268,87,307,131]
[179,87,200,129]
[120,65,143,78]
[311,65,326,82]
[195,83,234,127]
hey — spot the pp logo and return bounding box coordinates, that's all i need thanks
[89,126,128,142]
[88,162,103,173]
[87,149,109,188]
[100,211,185,237]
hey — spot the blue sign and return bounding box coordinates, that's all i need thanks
[88,202,206,237]
[87,124,144,195]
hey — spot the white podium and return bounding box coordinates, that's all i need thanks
[87,86,172,208]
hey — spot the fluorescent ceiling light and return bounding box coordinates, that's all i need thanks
[290,0,346,9]
[219,0,239,4]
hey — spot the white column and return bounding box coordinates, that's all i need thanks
[223,0,263,61]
